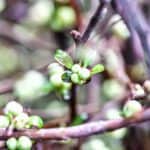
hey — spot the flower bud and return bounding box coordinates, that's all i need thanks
[4,101,23,116]
[50,74,63,87]
[71,73,80,84]
[0,115,9,128]
[57,6,76,27]
[50,6,76,31]
[123,100,142,118]
[71,64,81,73]
[14,71,46,100]
[6,137,17,150]
[17,136,32,150]
[14,113,29,130]
[78,68,91,80]
[28,0,54,26]
[28,116,43,128]
[48,63,64,75]
[111,15,130,39]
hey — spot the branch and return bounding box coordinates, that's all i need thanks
[67,2,110,121]
[79,1,108,43]
[0,79,14,94]
[0,108,150,140]
[69,84,77,122]
[112,0,150,73]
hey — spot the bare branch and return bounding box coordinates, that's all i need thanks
[79,1,109,43]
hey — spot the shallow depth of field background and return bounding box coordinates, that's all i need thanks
[0,0,149,150]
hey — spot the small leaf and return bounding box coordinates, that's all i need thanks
[71,113,88,126]
[55,49,73,69]
[41,82,54,93]
[91,64,104,75]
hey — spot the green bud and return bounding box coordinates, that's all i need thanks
[48,63,64,75]
[14,113,29,130]
[123,100,142,118]
[17,136,32,150]
[78,68,91,80]
[28,0,54,26]
[48,63,60,70]
[50,74,63,87]
[71,73,80,84]
[102,79,125,100]
[71,64,81,73]
[57,6,76,27]
[6,137,17,150]
[28,116,43,128]
[111,15,130,39]
[0,115,9,128]
[51,6,76,31]
[14,71,46,100]
[4,101,23,116]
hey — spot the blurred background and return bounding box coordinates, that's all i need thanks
[0,0,149,149]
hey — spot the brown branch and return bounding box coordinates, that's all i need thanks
[0,108,149,140]
[112,0,150,73]
[69,84,77,122]
[79,2,108,43]
[67,2,110,122]
[0,79,14,94]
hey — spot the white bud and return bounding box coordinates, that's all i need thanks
[4,101,23,116]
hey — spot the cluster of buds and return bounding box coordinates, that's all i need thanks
[48,62,72,99]
[46,50,104,99]
[49,49,104,85]
[46,49,104,99]
[70,64,91,84]
[0,101,43,150]
[6,136,32,150]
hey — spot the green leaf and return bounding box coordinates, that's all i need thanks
[54,49,73,69]
[41,82,54,93]
[91,64,104,75]
[71,113,88,126]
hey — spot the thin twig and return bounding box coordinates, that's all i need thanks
[79,2,107,43]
